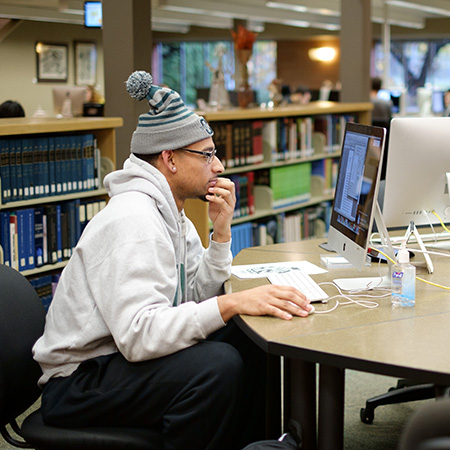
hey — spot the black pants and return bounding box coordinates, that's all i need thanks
[41,320,267,450]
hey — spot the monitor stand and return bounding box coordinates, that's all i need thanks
[403,220,434,274]
[333,202,396,291]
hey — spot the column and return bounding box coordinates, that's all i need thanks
[340,0,372,102]
[102,0,152,168]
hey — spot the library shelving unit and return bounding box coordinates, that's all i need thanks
[0,116,123,277]
[184,101,373,248]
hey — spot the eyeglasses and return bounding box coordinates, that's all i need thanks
[179,147,217,164]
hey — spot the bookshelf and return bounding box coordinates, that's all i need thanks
[0,117,123,285]
[184,101,373,249]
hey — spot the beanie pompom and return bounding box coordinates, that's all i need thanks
[126,71,153,101]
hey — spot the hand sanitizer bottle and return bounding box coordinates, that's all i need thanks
[391,244,416,307]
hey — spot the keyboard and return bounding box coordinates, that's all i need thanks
[267,270,329,303]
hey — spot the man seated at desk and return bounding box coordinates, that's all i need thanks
[32,70,313,450]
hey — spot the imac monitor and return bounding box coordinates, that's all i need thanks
[84,1,102,28]
[328,122,386,271]
[432,91,445,115]
[52,86,87,117]
[383,117,450,230]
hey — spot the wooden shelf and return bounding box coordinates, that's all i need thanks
[0,117,123,278]
[0,117,123,137]
[185,102,372,248]
[199,101,373,123]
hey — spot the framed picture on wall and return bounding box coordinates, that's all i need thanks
[36,42,68,82]
[75,41,97,86]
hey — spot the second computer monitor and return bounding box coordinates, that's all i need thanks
[383,117,450,229]
[328,122,386,270]
[52,86,87,117]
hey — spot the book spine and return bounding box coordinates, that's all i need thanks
[17,209,27,271]
[48,136,56,195]
[75,135,83,191]
[9,213,18,270]
[69,134,78,193]
[94,137,100,189]
[32,138,43,198]
[41,137,50,197]
[61,136,69,193]
[45,205,58,264]
[26,208,35,270]
[0,211,10,266]
[251,120,263,164]
[56,203,62,262]
[54,136,63,194]
[88,134,95,189]
[34,207,45,267]
[9,139,17,201]
[21,138,33,199]
[0,139,10,203]
[61,209,70,260]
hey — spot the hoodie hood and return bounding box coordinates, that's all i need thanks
[103,154,181,254]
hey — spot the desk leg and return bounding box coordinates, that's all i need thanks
[266,354,282,438]
[318,365,345,450]
[286,359,317,450]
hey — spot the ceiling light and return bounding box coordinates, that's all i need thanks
[385,0,450,17]
[266,1,339,17]
[308,47,336,62]
[152,21,190,33]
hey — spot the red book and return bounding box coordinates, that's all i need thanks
[252,120,263,164]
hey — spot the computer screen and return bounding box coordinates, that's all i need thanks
[328,122,386,271]
[52,86,87,117]
[432,91,445,115]
[84,1,102,28]
[383,117,450,230]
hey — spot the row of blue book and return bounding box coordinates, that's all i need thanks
[0,133,100,204]
[30,273,60,311]
[0,198,106,272]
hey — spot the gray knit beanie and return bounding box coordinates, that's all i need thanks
[126,71,214,154]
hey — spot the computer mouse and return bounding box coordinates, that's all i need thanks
[308,305,315,315]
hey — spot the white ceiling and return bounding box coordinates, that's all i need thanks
[0,0,449,33]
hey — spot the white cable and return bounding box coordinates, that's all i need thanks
[423,210,438,243]
[312,281,391,314]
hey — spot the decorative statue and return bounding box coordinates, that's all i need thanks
[206,43,231,109]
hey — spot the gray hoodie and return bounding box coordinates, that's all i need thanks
[33,154,231,386]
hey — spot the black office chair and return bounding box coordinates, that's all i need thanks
[360,379,438,424]
[0,264,162,449]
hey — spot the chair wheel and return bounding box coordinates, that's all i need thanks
[360,407,374,424]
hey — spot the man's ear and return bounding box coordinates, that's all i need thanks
[161,150,176,172]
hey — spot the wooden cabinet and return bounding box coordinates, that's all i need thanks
[185,102,373,249]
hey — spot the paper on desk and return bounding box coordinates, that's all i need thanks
[231,260,327,279]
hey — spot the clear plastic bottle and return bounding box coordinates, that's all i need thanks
[391,245,416,307]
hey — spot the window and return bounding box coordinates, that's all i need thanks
[372,38,450,112]
[153,40,277,107]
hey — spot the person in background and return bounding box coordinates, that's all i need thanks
[0,100,25,118]
[290,85,312,105]
[32,71,312,450]
[370,77,393,126]
[280,84,292,104]
[85,85,105,104]
[443,89,450,117]
[370,77,393,180]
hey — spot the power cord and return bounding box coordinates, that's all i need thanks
[312,282,391,314]
[374,246,450,291]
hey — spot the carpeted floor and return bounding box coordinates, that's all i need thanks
[343,370,431,450]
[1,370,431,450]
